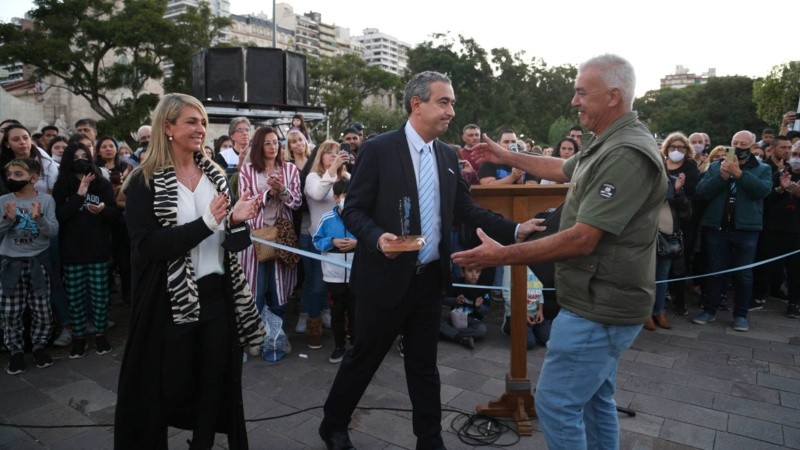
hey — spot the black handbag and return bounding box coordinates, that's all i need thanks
[656,230,683,258]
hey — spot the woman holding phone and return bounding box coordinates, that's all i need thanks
[52,143,120,358]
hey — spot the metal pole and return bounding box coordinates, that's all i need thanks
[272,0,277,48]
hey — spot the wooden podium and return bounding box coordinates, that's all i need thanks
[468,184,569,435]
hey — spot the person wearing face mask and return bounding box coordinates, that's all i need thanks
[0,158,59,375]
[692,130,772,332]
[0,124,60,195]
[662,133,700,198]
[52,143,121,358]
[659,133,700,315]
[313,179,357,364]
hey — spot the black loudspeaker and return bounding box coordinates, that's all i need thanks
[191,51,206,100]
[246,48,285,105]
[191,47,308,106]
[285,51,307,106]
[206,48,244,102]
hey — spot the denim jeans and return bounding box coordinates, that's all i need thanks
[535,309,642,450]
[527,319,552,349]
[300,233,328,318]
[654,257,673,315]
[702,228,758,318]
[255,260,283,317]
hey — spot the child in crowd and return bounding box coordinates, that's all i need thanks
[313,179,357,363]
[52,143,120,358]
[501,266,551,349]
[440,266,490,349]
[0,158,58,374]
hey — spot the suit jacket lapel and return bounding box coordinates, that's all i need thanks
[433,140,452,218]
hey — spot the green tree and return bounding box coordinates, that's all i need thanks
[356,104,407,137]
[405,35,576,145]
[307,53,403,142]
[0,0,229,140]
[753,61,800,127]
[634,76,766,145]
[548,117,574,147]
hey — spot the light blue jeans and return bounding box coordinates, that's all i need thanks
[535,309,642,450]
[654,257,673,315]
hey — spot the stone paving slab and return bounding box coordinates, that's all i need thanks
[0,297,798,449]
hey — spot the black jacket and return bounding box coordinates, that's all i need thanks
[114,172,251,450]
[54,177,120,264]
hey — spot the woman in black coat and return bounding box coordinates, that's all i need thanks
[114,93,264,450]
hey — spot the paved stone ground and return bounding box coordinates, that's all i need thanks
[1,294,798,449]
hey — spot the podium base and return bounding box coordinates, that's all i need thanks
[475,374,535,436]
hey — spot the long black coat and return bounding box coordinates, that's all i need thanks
[114,172,250,449]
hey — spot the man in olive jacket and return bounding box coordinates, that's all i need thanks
[453,54,666,450]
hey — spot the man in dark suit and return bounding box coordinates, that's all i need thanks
[318,71,542,450]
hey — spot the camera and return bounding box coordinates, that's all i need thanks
[508,143,519,152]
[340,142,351,154]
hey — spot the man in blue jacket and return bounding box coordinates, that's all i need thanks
[692,130,772,331]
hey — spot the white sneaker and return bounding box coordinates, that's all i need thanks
[322,308,332,329]
[295,313,308,333]
[53,328,73,347]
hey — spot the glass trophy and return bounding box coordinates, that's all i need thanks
[382,196,425,252]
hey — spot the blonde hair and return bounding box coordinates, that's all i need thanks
[699,145,727,173]
[284,129,311,162]
[125,93,211,188]
[310,140,348,178]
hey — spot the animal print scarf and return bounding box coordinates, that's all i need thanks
[152,152,264,348]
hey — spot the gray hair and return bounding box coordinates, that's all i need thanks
[228,117,251,137]
[403,71,452,115]
[580,54,636,109]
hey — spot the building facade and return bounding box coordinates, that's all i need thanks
[354,28,410,76]
[660,65,717,89]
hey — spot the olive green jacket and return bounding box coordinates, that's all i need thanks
[555,111,667,325]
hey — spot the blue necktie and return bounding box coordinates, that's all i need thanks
[418,144,435,264]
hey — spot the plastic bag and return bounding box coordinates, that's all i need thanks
[261,307,290,362]
[450,308,469,329]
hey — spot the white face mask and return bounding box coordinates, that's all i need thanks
[337,198,345,210]
[668,150,685,163]
[691,143,705,154]
[755,155,763,162]
[789,157,800,171]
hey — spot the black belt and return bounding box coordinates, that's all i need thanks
[414,259,439,275]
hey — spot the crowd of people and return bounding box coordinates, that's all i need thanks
[454,114,800,333]
[0,52,799,449]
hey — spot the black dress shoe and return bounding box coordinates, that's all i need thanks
[319,422,355,450]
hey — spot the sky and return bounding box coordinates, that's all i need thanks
[3,0,796,98]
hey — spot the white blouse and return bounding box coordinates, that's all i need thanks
[176,176,225,278]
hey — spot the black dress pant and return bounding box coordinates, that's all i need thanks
[161,274,231,449]
[322,265,444,449]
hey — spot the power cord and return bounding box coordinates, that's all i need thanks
[448,411,521,447]
[0,404,526,446]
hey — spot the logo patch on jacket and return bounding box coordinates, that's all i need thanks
[598,183,616,199]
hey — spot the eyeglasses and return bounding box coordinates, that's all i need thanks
[668,145,687,151]
[263,140,279,147]
[234,128,250,134]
